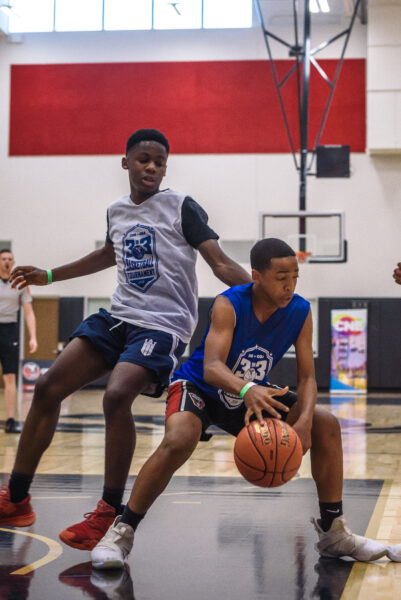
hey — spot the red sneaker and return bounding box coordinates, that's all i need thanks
[59,500,116,551]
[0,486,36,527]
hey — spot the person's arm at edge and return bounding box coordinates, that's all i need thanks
[198,239,251,286]
[292,309,317,452]
[393,262,401,284]
[203,296,289,424]
[22,301,38,353]
[10,241,116,289]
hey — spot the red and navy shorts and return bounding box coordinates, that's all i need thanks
[166,380,297,439]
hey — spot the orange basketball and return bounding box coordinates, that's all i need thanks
[234,418,303,488]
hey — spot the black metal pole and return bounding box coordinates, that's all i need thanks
[253,0,299,171]
[299,0,311,249]
[311,0,361,158]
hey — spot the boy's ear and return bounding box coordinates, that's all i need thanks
[251,268,260,282]
[122,156,128,170]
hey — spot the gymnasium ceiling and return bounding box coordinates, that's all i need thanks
[257,0,367,26]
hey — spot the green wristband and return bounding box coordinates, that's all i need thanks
[46,269,53,284]
[239,381,256,399]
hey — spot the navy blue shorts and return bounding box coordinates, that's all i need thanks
[166,380,297,438]
[0,323,19,375]
[71,309,186,396]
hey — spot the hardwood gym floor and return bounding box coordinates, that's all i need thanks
[1,390,401,600]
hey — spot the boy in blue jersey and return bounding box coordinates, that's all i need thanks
[92,238,389,569]
[0,129,250,550]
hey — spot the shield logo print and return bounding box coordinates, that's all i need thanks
[123,224,159,292]
[189,392,205,410]
[218,345,273,409]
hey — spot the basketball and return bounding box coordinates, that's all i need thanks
[234,418,303,488]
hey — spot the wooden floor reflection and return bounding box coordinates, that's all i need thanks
[0,390,401,599]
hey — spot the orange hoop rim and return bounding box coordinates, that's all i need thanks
[295,251,312,263]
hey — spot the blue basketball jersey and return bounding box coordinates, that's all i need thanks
[173,283,310,410]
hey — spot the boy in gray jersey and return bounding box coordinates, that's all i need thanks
[1,129,250,550]
[0,249,37,433]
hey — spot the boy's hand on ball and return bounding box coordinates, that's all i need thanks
[244,385,289,426]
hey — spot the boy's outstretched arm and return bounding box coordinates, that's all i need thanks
[10,241,116,289]
[198,239,251,286]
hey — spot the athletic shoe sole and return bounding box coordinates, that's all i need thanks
[59,531,100,551]
[92,558,125,570]
[0,513,36,527]
[320,548,388,561]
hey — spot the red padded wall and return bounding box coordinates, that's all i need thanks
[9,59,365,155]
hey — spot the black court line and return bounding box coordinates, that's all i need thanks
[0,474,383,600]
[3,414,400,436]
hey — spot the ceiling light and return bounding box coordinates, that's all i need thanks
[319,0,330,12]
[310,0,331,13]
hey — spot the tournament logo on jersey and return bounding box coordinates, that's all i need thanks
[218,345,273,409]
[123,224,159,292]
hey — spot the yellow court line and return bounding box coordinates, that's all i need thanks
[0,528,63,575]
[340,479,393,600]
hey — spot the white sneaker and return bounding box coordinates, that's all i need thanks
[91,516,135,570]
[386,544,401,562]
[311,516,387,561]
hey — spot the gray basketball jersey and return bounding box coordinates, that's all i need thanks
[107,190,200,343]
[0,279,32,323]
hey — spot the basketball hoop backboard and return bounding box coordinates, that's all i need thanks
[259,210,347,263]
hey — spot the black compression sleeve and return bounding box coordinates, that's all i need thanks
[106,209,112,244]
[181,197,219,249]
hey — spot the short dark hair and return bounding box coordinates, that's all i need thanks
[250,238,296,272]
[126,129,170,155]
[0,248,12,255]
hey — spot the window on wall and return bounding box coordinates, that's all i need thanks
[9,0,54,33]
[8,0,253,33]
[55,0,103,32]
[203,0,253,29]
[153,0,202,30]
[103,0,152,31]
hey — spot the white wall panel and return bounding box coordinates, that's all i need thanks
[396,91,401,148]
[367,0,401,152]
[367,92,397,149]
[368,4,401,47]
[367,46,401,91]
